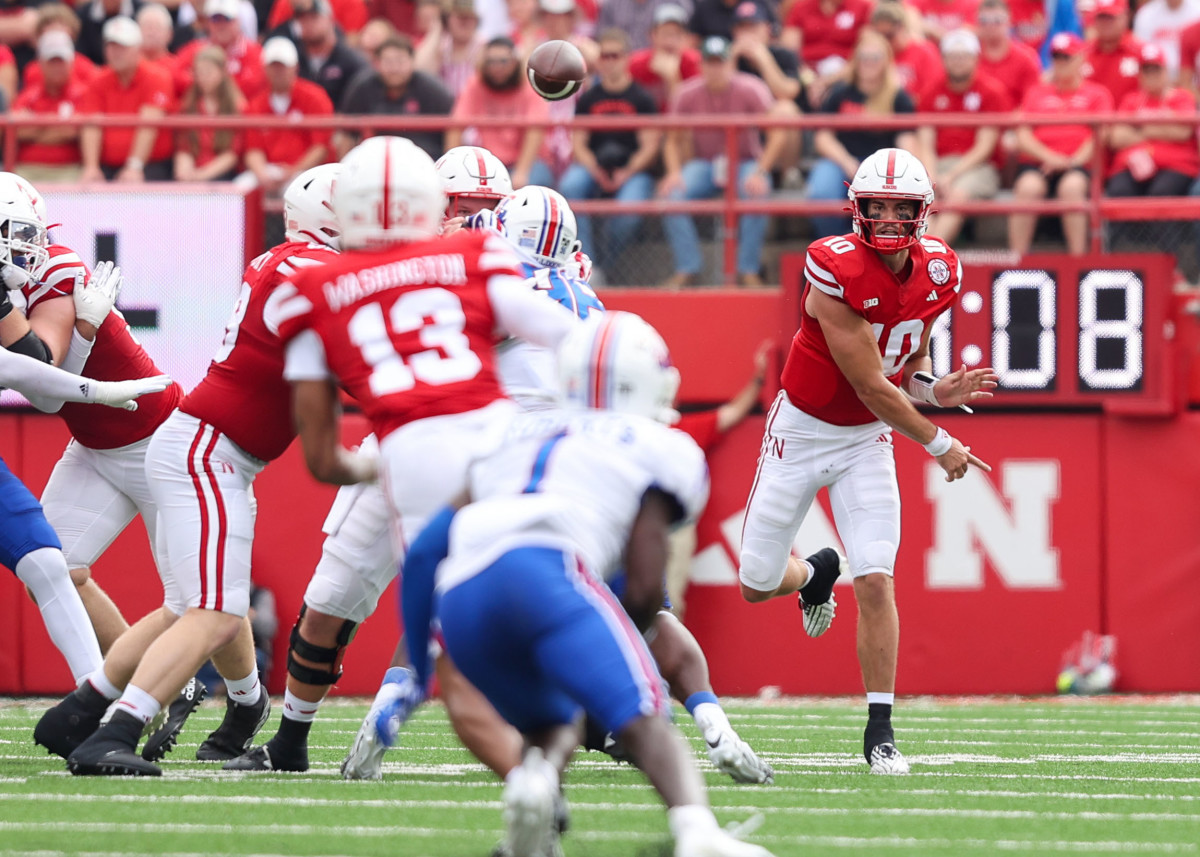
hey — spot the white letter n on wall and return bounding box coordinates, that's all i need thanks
[925,461,1061,589]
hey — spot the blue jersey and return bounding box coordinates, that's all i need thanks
[519,262,604,320]
[0,456,61,572]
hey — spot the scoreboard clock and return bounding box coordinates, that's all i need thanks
[781,252,1178,415]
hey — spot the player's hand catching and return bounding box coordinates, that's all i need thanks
[73,260,123,328]
[936,437,990,482]
[0,262,34,291]
[91,374,172,411]
[934,364,998,409]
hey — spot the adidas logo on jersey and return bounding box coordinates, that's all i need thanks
[926,290,938,301]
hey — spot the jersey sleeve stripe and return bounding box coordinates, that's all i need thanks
[805,257,844,299]
[25,281,66,308]
[954,259,963,293]
[805,253,837,285]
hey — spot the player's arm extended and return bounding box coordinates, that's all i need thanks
[808,287,941,446]
[291,378,379,486]
[0,337,169,409]
[623,488,680,634]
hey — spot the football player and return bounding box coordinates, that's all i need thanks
[0,260,170,688]
[397,312,774,857]
[737,147,998,774]
[0,174,213,762]
[37,164,344,776]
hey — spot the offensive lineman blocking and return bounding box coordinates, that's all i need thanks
[738,148,998,774]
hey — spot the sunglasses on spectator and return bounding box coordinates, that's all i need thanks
[1050,52,1073,61]
[485,55,515,65]
[978,13,1006,24]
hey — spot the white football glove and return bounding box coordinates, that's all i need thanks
[74,260,122,327]
[1,263,34,291]
[337,445,379,484]
[567,250,593,283]
[90,374,172,411]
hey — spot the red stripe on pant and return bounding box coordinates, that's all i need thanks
[200,430,227,612]
[186,423,212,609]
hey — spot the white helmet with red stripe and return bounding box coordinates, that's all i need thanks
[283,163,342,250]
[494,186,581,267]
[435,146,513,217]
[0,172,48,226]
[556,311,681,424]
[0,173,49,282]
[847,147,934,254]
[335,135,445,250]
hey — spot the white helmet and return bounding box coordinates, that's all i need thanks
[494,186,581,267]
[284,163,342,250]
[556,311,681,424]
[0,174,49,281]
[0,172,48,226]
[334,136,445,250]
[435,146,513,218]
[846,147,934,254]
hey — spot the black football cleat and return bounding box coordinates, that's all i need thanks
[196,693,271,761]
[223,742,308,773]
[69,711,162,776]
[142,676,208,762]
[33,682,110,760]
[799,548,847,638]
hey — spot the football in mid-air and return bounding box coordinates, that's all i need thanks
[526,40,587,101]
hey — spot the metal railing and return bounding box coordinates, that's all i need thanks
[4,110,1197,284]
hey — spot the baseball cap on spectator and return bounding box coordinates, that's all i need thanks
[1049,32,1083,58]
[205,0,240,19]
[262,36,299,66]
[701,35,731,60]
[37,29,75,62]
[294,0,332,16]
[940,28,980,56]
[1140,43,1167,67]
[1093,0,1128,16]
[103,16,143,47]
[540,0,575,12]
[732,0,769,24]
[654,3,689,27]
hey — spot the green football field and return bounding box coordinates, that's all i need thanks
[0,696,1197,857]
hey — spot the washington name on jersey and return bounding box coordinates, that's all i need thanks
[438,409,710,591]
[782,233,963,427]
[21,244,181,449]
[182,240,338,462]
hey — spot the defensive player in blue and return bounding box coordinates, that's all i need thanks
[398,312,775,857]
[0,251,171,687]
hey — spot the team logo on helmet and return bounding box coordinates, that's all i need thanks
[927,259,951,286]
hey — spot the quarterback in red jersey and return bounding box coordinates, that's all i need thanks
[36,165,344,776]
[738,148,997,774]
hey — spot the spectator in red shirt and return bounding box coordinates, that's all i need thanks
[362,0,418,38]
[910,0,980,42]
[175,44,243,181]
[137,3,180,78]
[174,0,265,104]
[413,0,484,98]
[1007,0,1048,51]
[781,0,872,70]
[1010,33,1114,256]
[447,35,554,187]
[1107,44,1198,200]
[269,0,370,36]
[1084,0,1142,106]
[628,3,700,111]
[23,3,101,92]
[868,0,941,95]
[917,29,1011,243]
[1178,16,1200,92]
[239,36,333,196]
[976,0,1042,108]
[11,29,85,182]
[79,16,177,183]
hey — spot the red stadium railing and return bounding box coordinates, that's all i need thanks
[4,110,1199,284]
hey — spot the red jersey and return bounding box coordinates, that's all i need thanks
[892,37,941,94]
[22,245,181,449]
[1111,87,1200,178]
[78,61,175,166]
[977,40,1043,109]
[1008,0,1049,51]
[785,0,873,66]
[272,230,527,443]
[1084,33,1144,106]
[1019,80,1114,159]
[22,53,101,89]
[782,233,963,427]
[911,0,980,35]
[173,37,265,102]
[181,241,338,462]
[628,48,701,110]
[12,80,88,166]
[1177,19,1200,89]
[918,71,1011,156]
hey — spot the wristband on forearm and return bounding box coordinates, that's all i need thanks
[923,426,953,457]
[906,370,941,406]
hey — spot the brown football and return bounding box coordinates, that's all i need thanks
[526,40,587,101]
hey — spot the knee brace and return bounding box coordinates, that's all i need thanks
[286,603,358,686]
[7,329,53,363]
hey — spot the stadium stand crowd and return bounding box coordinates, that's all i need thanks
[4,0,1200,284]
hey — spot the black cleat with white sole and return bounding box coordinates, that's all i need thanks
[196,693,271,761]
[798,548,846,638]
[142,676,207,762]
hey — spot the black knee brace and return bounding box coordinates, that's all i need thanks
[7,329,52,363]
[286,604,358,686]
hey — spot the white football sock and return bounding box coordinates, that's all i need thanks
[866,692,895,706]
[115,684,162,725]
[668,804,720,840]
[691,701,733,735]
[224,670,262,706]
[16,548,102,683]
[282,689,321,723]
[88,668,122,700]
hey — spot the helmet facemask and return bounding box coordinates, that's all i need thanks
[850,195,928,254]
[0,215,49,279]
